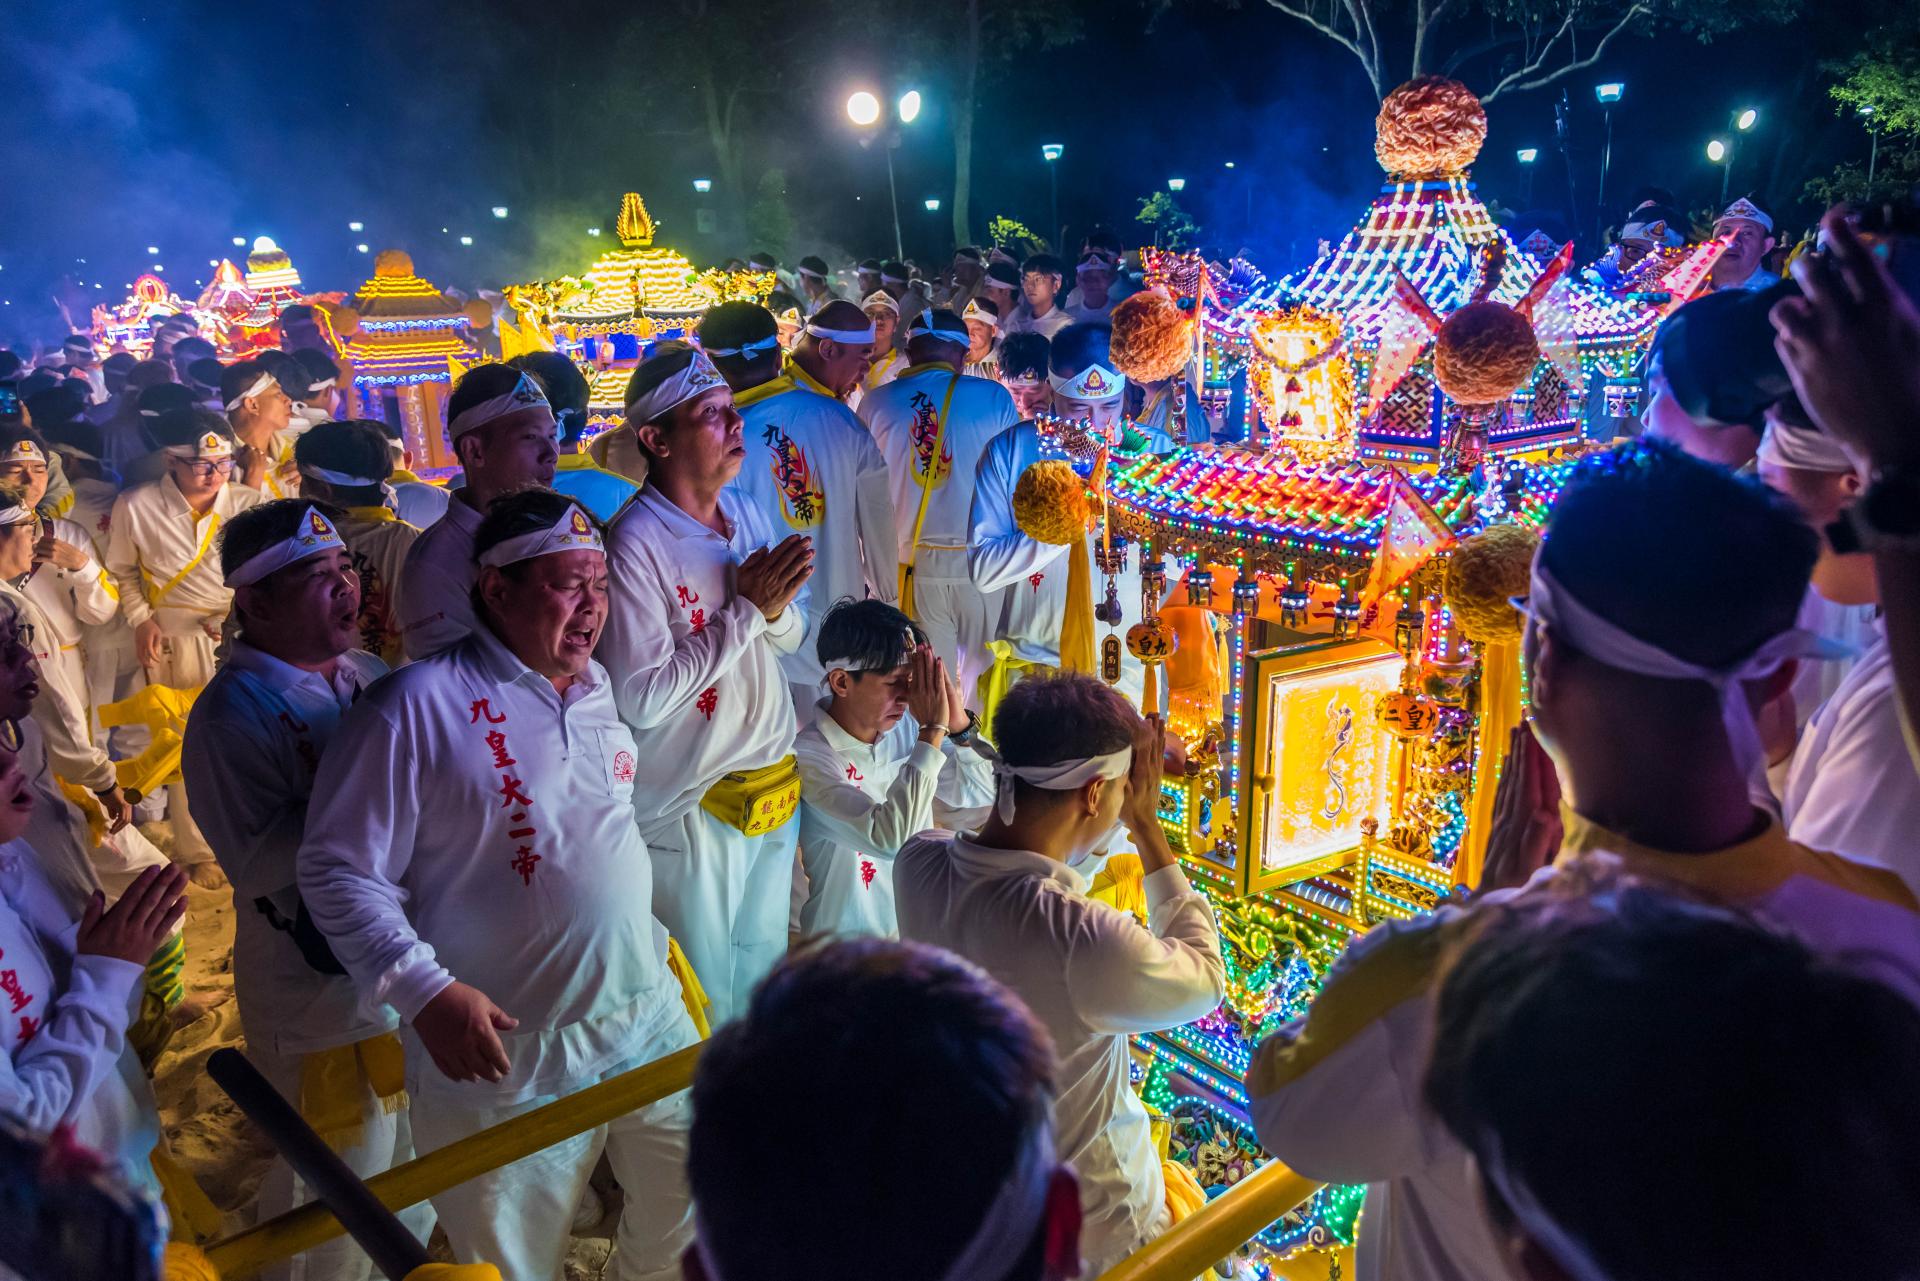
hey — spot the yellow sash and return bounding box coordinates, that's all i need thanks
[144,512,223,609]
[667,936,712,1038]
[897,370,962,617]
[299,1032,410,1148]
[699,754,801,836]
[974,639,1055,744]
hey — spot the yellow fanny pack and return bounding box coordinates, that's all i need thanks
[699,755,801,836]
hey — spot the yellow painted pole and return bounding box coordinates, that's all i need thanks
[1093,1159,1324,1281]
[203,1044,702,1279]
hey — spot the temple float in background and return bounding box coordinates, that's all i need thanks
[1028,76,1722,1273]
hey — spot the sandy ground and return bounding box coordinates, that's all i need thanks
[145,827,620,1279]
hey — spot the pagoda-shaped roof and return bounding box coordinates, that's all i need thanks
[351,250,466,319]
[343,249,478,378]
[198,259,254,316]
[545,192,716,329]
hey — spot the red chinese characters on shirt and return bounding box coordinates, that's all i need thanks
[0,965,34,1015]
[16,1014,38,1044]
[469,699,506,725]
[860,858,878,888]
[475,713,541,886]
[1028,572,1045,592]
[845,762,864,784]
[695,686,718,721]
[676,585,700,608]
[689,607,707,634]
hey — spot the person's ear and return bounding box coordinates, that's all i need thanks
[1039,1166,1084,1280]
[1081,776,1108,820]
[1840,469,1865,499]
[825,669,853,701]
[633,420,670,459]
[477,565,512,617]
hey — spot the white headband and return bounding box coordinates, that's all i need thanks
[477,503,604,569]
[804,319,877,344]
[880,271,908,284]
[0,506,34,529]
[691,1120,1056,1281]
[304,375,338,393]
[1518,558,1851,782]
[860,290,899,317]
[226,506,344,587]
[448,372,553,440]
[992,745,1131,822]
[627,350,727,425]
[1757,420,1860,476]
[1,440,46,466]
[703,334,783,359]
[796,265,826,281]
[298,462,386,489]
[1048,362,1126,403]
[961,300,1000,332]
[164,431,234,462]
[223,371,276,411]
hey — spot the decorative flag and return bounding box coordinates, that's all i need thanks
[1361,469,1455,604]
[1657,235,1735,315]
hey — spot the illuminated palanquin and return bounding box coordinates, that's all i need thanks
[1052,77,1716,1270]
[505,192,772,436]
[333,250,484,474]
[89,274,190,357]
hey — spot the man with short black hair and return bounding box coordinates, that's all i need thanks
[1005,254,1072,340]
[859,309,1021,690]
[700,303,896,691]
[938,245,987,311]
[687,938,1085,1281]
[786,298,878,402]
[854,258,884,301]
[981,261,1021,328]
[997,332,1054,419]
[105,409,263,881]
[599,345,814,1023]
[879,259,927,347]
[290,347,345,430]
[396,363,557,658]
[184,497,428,1281]
[302,487,703,1280]
[897,672,1224,1273]
[61,333,104,403]
[794,255,839,316]
[1249,438,1920,1281]
[794,600,991,937]
[295,420,421,665]
[221,358,299,498]
[510,350,637,520]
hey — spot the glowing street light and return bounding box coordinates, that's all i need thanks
[233,236,246,246]
[1595,82,1624,104]
[845,87,924,258]
[1224,160,1237,169]
[693,178,712,194]
[1707,138,1729,163]
[846,91,881,126]
[146,245,160,255]
[897,89,922,124]
[587,227,602,237]
[459,235,474,246]
[491,206,509,219]
[1517,148,1538,163]
[1041,143,1064,162]
[1167,177,1186,192]
[924,197,941,212]
[1736,108,1758,131]
[349,221,364,232]
[356,244,370,253]
[152,264,164,272]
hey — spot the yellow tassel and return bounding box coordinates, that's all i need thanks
[666,936,712,1039]
[299,1033,410,1149]
[162,1241,222,1280]
[1060,539,1096,674]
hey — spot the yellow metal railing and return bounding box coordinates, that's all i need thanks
[200,1044,702,1279]
[1094,1159,1324,1281]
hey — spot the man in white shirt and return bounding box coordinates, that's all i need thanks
[1248,439,1920,1281]
[962,298,1002,380]
[396,364,557,659]
[794,256,840,317]
[301,488,702,1280]
[221,360,300,500]
[686,938,1087,1281]
[1708,196,1782,293]
[105,409,263,881]
[703,303,896,692]
[851,292,908,408]
[858,310,1022,691]
[1003,254,1073,340]
[981,261,1022,329]
[896,673,1225,1274]
[1063,253,1118,323]
[970,323,1175,707]
[794,600,992,938]
[1758,415,1920,892]
[183,498,428,1281]
[783,297,876,403]
[598,345,814,1024]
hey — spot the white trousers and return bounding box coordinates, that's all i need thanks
[147,616,217,865]
[646,808,797,1025]
[86,635,146,752]
[409,1013,700,1281]
[251,1040,434,1281]
[910,576,997,695]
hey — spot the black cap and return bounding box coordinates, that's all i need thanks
[1649,280,1798,430]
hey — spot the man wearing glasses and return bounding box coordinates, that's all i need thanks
[104,408,261,886]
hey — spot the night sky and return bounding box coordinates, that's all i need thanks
[1,0,1884,347]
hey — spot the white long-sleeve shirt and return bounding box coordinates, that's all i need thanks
[182,642,396,1056]
[968,419,1175,699]
[104,475,261,629]
[0,839,157,1188]
[726,378,897,686]
[1,581,115,794]
[396,489,483,660]
[24,515,119,651]
[857,363,1021,582]
[336,506,419,667]
[894,833,1225,1273]
[598,485,807,835]
[793,703,995,937]
[1247,814,1920,1281]
[1783,627,1920,894]
[298,626,689,1103]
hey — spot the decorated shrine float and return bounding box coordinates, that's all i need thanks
[234,236,311,347]
[89,273,191,357]
[1028,76,1700,1272]
[504,191,773,437]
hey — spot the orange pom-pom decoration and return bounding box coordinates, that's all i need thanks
[1012,460,1090,545]
[1432,302,1539,405]
[1109,290,1192,385]
[1375,77,1487,178]
[1443,523,1540,644]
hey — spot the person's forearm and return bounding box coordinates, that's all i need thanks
[1129,813,1178,874]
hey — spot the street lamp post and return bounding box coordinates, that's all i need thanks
[1707,138,1732,205]
[848,89,922,260]
[1861,105,1879,188]
[1517,148,1538,206]
[1042,144,1064,251]
[1594,82,1623,241]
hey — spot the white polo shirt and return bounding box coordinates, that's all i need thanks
[397,489,483,660]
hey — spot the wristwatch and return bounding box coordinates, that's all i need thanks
[949,710,980,744]
[1827,465,1920,554]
